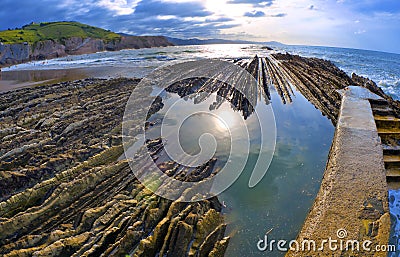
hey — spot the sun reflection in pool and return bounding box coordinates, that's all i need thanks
[215,109,240,130]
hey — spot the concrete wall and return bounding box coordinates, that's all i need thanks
[286,86,390,257]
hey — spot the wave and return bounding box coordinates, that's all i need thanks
[3,44,400,100]
[378,79,400,99]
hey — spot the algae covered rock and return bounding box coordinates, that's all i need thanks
[0,78,229,257]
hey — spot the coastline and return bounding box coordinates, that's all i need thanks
[0,52,399,256]
[0,66,146,93]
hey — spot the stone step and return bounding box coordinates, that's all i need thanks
[375,118,400,130]
[377,127,400,134]
[384,155,400,163]
[387,168,400,177]
[370,98,389,106]
[383,147,400,155]
[387,181,400,190]
[372,106,395,116]
[385,162,400,170]
[386,168,400,190]
[387,170,400,192]
[384,155,400,171]
[374,115,400,122]
[379,134,400,146]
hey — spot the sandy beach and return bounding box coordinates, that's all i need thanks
[0,66,143,92]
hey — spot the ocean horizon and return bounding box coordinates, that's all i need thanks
[2,43,400,100]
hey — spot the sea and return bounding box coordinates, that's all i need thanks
[3,44,400,256]
[3,44,400,99]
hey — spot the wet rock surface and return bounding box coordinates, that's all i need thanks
[0,77,227,257]
[0,78,140,199]
[270,53,399,124]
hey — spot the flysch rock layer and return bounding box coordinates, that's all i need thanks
[0,78,228,257]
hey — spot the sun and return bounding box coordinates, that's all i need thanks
[205,0,227,13]
[215,110,239,130]
[204,0,246,17]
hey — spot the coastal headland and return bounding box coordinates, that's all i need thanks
[0,22,173,68]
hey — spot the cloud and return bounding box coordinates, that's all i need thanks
[354,29,366,34]
[227,0,274,7]
[268,13,287,17]
[205,17,235,23]
[134,0,213,18]
[97,0,140,15]
[0,0,69,29]
[113,15,236,38]
[244,11,266,17]
[0,0,399,54]
[0,0,240,39]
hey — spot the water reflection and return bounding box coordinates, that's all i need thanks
[220,86,334,257]
[143,71,334,256]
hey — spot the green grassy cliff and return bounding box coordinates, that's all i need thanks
[0,21,121,44]
[0,21,173,67]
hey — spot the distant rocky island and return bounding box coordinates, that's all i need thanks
[0,21,173,67]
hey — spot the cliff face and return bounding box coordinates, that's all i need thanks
[0,36,173,67]
[0,43,31,66]
[106,36,174,51]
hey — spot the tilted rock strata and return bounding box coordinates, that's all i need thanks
[269,53,397,124]
[166,54,390,125]
[0,78,141,199]
[1,53,397,256]
[0,78,227,256]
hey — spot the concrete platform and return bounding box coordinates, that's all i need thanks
[286,86,390,256]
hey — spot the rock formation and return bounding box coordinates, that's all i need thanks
[1,53,398,256]
[0,77,228,257]
[0,36,173,67]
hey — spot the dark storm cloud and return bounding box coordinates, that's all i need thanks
[134,0,212,18]
[244,11,266,17]
[0,0,241,39]
[0,0,69,30]
[117,15,239,38]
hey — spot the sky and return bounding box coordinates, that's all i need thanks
[0,0,399,54]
